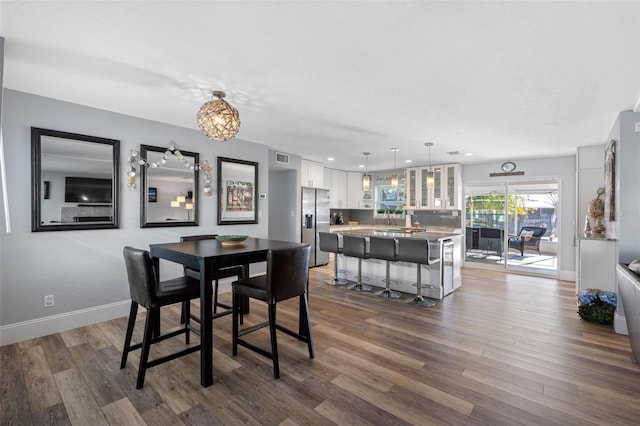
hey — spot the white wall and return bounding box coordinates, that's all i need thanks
[0,89,270,344]
[614,111,640,263]
[462,155,576,279]
[268,170,298,242]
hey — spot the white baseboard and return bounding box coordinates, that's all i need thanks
[0,300,131,347]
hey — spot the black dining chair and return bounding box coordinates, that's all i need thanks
[120,246,202,389]
[232,245,314,379]
[180,234,244,325]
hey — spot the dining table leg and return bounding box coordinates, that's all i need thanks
[151,256,161,337]
[200,259,214,387]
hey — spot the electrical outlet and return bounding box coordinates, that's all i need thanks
[44,294,54,307]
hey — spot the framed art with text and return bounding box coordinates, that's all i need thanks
[217,157,258,225]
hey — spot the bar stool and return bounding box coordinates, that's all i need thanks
[397,238,440,307]
[318,232,347,285]
[342,235,372,292]
[120,247,201,389]
[369,236,401,298]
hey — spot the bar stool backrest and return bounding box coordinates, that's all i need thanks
[368,236,397,262]
[397,238,437,265]
[342,235,368,258]
[319,232,340,253]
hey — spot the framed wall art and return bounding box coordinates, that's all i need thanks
[217,157,258,225]
[604,139,616,222]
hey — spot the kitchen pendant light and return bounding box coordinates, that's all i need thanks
[197,90,241,141]
[362,152,371,191]
[425,142,435,189]
[390,148,399,190]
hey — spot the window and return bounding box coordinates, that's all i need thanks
[375,184,405,214]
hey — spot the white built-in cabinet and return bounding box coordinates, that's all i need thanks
[324,168,347,208]
[405,163,461,210]
[347,171,366,209]
[301,159,325,188]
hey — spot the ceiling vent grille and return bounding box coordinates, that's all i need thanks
[275,152,289,165]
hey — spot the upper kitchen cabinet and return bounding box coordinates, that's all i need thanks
[405,163,461,210]
[301,159,325,188]
[324,168,347,208]
[405,166,434,210]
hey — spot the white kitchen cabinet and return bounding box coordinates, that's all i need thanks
[301,159,325,188]
[434,163,461,210]
[324,168,347,208]
[406,163,461,210]
[347,171,371,209]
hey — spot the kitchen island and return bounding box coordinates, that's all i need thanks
[331,228,463,299]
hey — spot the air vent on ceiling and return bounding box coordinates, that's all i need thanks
[275,152,289,165]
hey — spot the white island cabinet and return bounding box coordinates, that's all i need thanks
[334,229,463,299]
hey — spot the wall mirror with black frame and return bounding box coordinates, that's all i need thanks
[140,144,199,228]
[31,127,120,232]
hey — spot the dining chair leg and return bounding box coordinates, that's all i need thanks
[120,302,138,369]
[180,301,187,324]
[301,294,314,359]
[232,293,239,357]
[137,309,156,389]
[269,304,280,379]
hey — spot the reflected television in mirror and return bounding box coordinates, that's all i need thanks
[31,127,120,232]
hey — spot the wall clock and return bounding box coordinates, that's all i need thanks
[501,161,516,172]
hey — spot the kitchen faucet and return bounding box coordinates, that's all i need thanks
[386,210,392,226]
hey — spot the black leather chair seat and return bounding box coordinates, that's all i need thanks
[154,276,201,306]
[232,275,268,301]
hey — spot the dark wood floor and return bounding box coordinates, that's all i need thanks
[2,264,639,425]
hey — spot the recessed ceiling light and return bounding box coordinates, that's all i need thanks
[405,159,412,163]
[358,164,365,168]
[327,157,335,161]
[463,152,474,156]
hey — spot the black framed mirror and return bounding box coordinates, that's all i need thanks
[140,145,199,228]
[31,127,120,232]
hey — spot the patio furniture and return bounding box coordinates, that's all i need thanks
[508,226,546,256]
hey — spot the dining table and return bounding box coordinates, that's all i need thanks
[149,237,308,387]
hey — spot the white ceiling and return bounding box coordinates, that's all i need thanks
[2,1,639,172]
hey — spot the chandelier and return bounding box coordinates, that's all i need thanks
[197,90,240,141]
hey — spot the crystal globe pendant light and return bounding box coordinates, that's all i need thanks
[197,90,240,141]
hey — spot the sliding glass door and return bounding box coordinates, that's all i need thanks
[465,183,507,265]
[465,180,559,275]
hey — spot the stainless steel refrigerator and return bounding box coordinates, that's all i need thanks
[301,187,330,267]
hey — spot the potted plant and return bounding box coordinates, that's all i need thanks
[577,288,617,325]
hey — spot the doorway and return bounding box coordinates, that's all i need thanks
[464,179,559,276]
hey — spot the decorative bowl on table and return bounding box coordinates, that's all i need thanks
[217,234,248,247]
